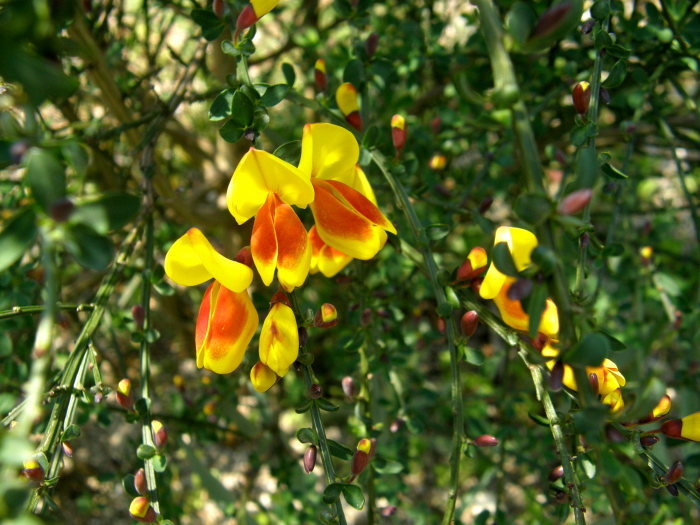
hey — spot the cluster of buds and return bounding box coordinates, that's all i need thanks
[336,83,362,131]
[129,496,156,523]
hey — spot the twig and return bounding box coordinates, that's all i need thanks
[0,304,95,321]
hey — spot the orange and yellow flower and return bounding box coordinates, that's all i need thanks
[309,226,352,277]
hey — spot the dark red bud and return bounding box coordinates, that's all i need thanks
[303,445,317,474]
[664,460,684,484]
[213,0,225,18]
[50,198,75,222]
[152,420,167,449]
[309,384,322,399]
[588,373,600,395]
[314,70,327,92]
[345,111,363,131]
[460,311,479,338]
[581,19,595,34]
[436,317,446,334]
[558,189,593,215]
[478,196,494,214]
[431,116,441,134]
[474,434,499,447]
[236,4,258,33]
[132,305,145,329]
[553,490,569,504]
[134,467,148,495]
[351,450,370,478]
[365,32,379,58]
[661,419,683,439]
[572,81,592,115]
[22,462,44,483]
[531,2,573,39]
[640,435,659,447]
[269,290,291,307]
[341,376,356,398]
[549,465,565,481]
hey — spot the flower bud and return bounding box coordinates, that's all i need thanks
[666,483,679,497]
[116,378,133,410]
[558,189,592,215]
[351,439,372,479]
[129,496,156,523]
[431,116,441,134]
[661,412,700,442]
[639,246,653,265]
[455,247,487,283]
[549,465,564,481]
[303,445,317,474]
[365,32,379,58]
[473,434,499,447]
[309,383,322,399]
[460,311,479,338]
[341,376,356,398]
[336,83,362,131]
[391,114,407,154]
[314,59,327,92]
[314,303,338,328]
[588,373,599,395]
[132,304,145,329]
[213,0,225,18]
[663,460,684,484]
[134,467,148,495]
[62,441,73,458]
[22,459,44,482]
[428,153,446,171]
[572,81,592,114]
[152,420,167,449]
[235,5,258,36]
[381,506,397,517]
[640,435,659,447]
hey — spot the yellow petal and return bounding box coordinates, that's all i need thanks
[681,412,700,441]
[250,361,278,392]
[251,0,279,18]
[601,389,624,413]
[298,123,359,182]
[259,303,298,376]
[164,228,253,293]
[335,83,359,116]
[309,226,353,277]
[227,148,313,224]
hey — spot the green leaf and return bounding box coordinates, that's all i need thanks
[606,44,631,59]
[601,162,628,179]
[296,427,317,445]
[316,398,339,412]
[492,242,519,277]
[252,107,270,133]
[602,60,627,89]
[273,141,302,165]
[152,454,168,473]
[136,444,156,460]
[341,484,365,510]
[531,246,558,275]
[231,90,255,128]
[64,224,114,271]
[0,208,37,271]
[61,424,81,441]
[327,439,353,460]
[653,272,682,297]
[209,89,235,122]
[594,29,613,50]
[372,457,404,474]
[122,474,139,497]
[295,400,311,414]
[261,84,289,107]
[191,8,225,41]
[343,59,365,86]
[571,122,597,147]
[563,332,610,367]
[505,2,536,45]
[590,0,610,20]
[24,148,66,211]
[528,412,550,427]
[525,284,547,338]
[463,345,485,366]
[598,330,626,351]
[621,377,665,420]
[219,120,245,143]
[514,193,551,225]
[70,193,140,234]
[282,63,296,86]
[322,483,343,504]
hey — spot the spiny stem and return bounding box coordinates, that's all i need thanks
[0,303,95,321]
[370,151,464,525]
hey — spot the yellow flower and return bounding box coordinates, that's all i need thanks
[195,281,258,374]
[309,225,353,277]
[164,227,253,293]
[601,389,624,413]
[480,226,538,300]
[259,300,299,377]
[492,278,559,338]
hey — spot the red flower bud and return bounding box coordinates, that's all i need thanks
[473,434,499,447]
[588,373,599,395]
[116,378,133,411]
[22,459,44,483]
[549,465,564,481]
[303,445,317,474]
[129,496,156,523]
[666,483,679,497]
[314,303,338,328]
[460,311,479,338]
[391,114,407,155]
[572,81,592,115]
[341,376,356,398]
[478,196,494,214]
[309,384,322,399]
[50,198,75,223]
[314,59,327,92]
[640,435,659,447]
[269,290,291,307]
[660,418,683,440]
[213,0,225,18]
[134,467,148,495]
[235,4,258,34]
[455,247,487,282]
[152,420,167,450]
[558,189,593,215]
[365,32,379,58]
[663,460,684,485]
[431,116,441,134]
[350,438,373,480]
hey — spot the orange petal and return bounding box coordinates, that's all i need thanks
[251,194,278,286]
[274,201,311,292]
[309,226,352,277]
[195,282,258,374]
[325,180,396,234]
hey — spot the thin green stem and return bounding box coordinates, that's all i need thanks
[370,151,464,525]
[0,303,95,321]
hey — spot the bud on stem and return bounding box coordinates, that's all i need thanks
[572,81,592,115]
[303,445,317,474]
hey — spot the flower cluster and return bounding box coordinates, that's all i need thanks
[163,123,395,391]
[478,226,626,411]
